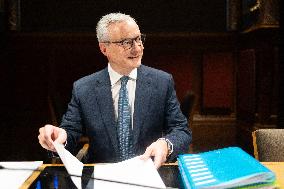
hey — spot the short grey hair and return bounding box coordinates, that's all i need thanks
[96,13,137,42]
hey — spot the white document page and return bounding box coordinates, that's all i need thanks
[53,142,84,189]
[0,161,43,189]
[53,142,166,189]
[93,157,167,189]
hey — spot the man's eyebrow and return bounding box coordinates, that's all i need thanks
[120,34,141,41]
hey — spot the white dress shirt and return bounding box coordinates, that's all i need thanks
[107,64,173,155]
[108,64,137,129]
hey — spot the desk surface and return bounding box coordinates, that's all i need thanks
[261,162,284,188]
[21,162,284,189]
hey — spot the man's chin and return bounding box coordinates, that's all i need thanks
[129,59,142,68]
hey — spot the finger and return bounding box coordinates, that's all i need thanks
[38,127,51,149]
[44,126,55,149]
[40,125,56,150]
[153,153,164,169]
[38,134,56,152]
[141,145,154,161]
[38,134,48,149]
[54,128,67,144]
[152,141,168,168]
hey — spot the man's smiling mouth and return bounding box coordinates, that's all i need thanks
[128,56,139,59]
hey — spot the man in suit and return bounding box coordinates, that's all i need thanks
[38,12,191,168]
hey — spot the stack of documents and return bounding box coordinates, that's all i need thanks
[178,147,277,189]
[54,142,166,189]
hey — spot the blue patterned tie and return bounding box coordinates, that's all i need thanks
[117,76,134,161]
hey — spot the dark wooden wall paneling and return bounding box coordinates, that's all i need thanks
[237,49,256,122]
[19,0,226,32]
[236,29,280,154]
[144,33,237,109]
[237,29,279,124]
[202,52,235,114]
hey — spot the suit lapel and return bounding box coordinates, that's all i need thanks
[94,69,119,155]
[133,66,152,147]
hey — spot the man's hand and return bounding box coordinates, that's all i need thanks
[38,124,67,152]
[140,139,168,169]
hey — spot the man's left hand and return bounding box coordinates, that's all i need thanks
[140,139,168,169]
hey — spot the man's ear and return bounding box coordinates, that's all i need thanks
[99,43,108,56]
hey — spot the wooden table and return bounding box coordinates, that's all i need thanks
[21,162,284,189]
[262,162,284,188]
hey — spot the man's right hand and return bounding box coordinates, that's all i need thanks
[38,124,67,152]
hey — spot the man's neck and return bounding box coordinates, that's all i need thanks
[109,64,133,76]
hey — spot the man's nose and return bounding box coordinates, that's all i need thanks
[131,40,143,51]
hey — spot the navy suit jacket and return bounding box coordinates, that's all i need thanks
[60,65,192,163]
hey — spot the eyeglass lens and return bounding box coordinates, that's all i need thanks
[123,35,145,49]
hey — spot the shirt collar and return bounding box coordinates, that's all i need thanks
[108,63,137,86]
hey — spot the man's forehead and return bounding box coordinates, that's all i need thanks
[108,21,140,39]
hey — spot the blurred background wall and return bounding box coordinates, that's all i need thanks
[0,0,281,162]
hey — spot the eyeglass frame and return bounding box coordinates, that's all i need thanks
[101,34,146,50]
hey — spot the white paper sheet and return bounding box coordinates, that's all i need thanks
[0,161,43,189]
[53,142,84,189]
[53,142,166,189]
[93,157,167,189]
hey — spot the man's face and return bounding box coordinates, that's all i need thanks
[99,20,144,75]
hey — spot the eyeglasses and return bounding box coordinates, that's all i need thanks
[102,34,146,50]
